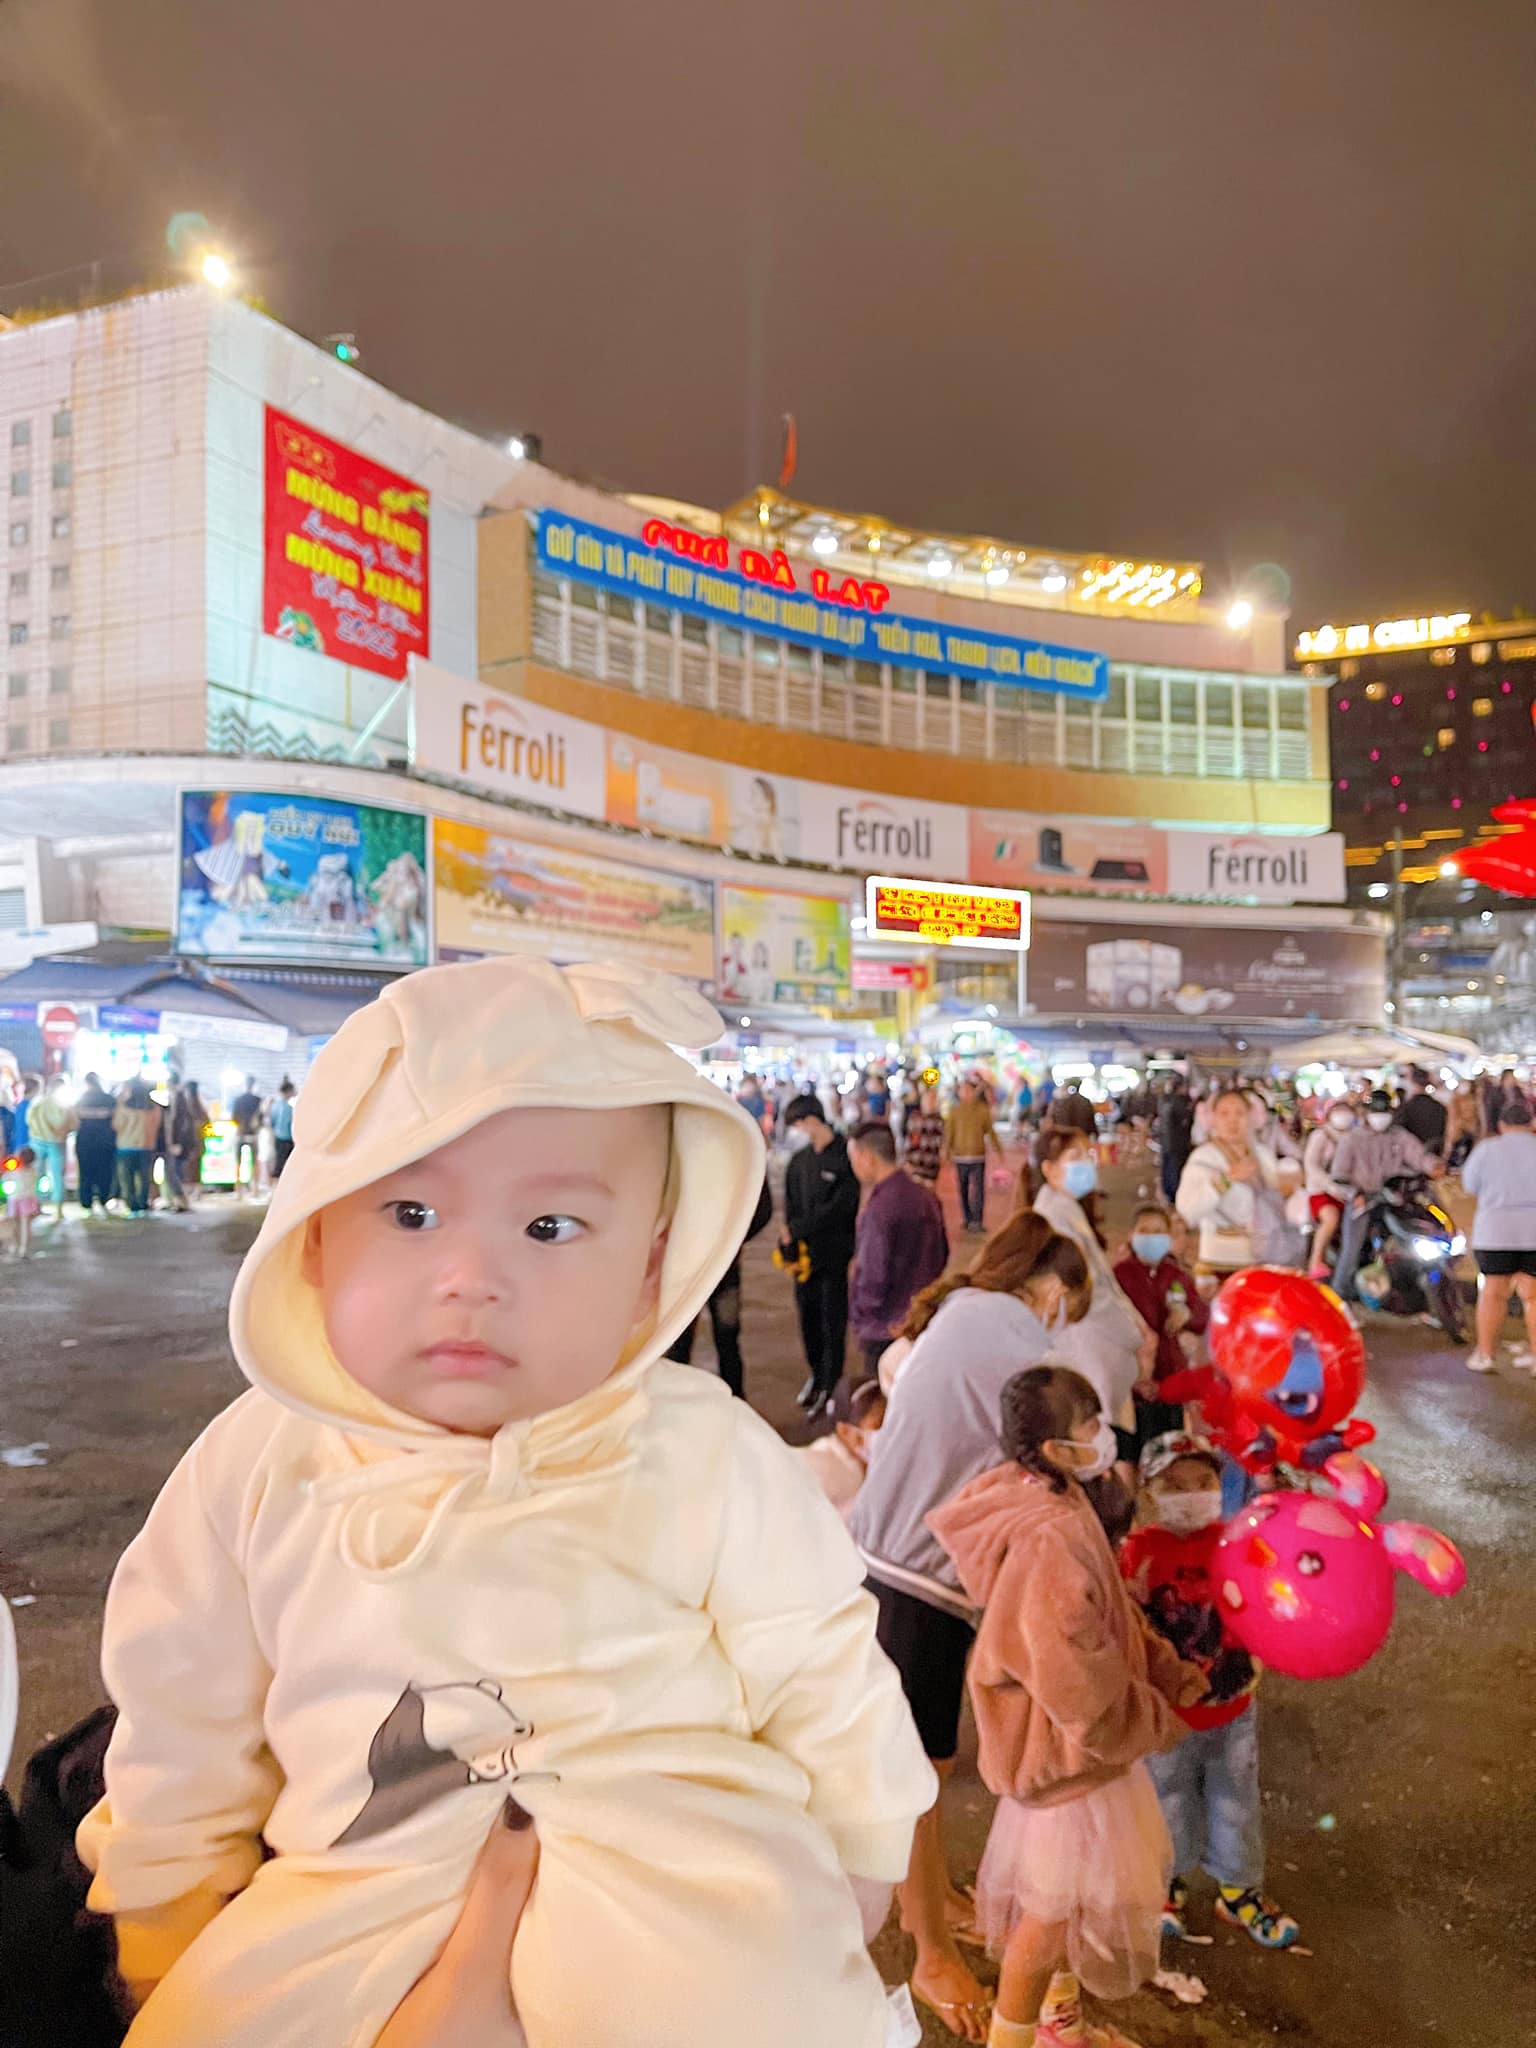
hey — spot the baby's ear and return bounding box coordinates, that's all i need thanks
[300,1212,324,1286]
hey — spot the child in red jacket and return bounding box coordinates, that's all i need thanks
[1113,1204,1208,1453]
[1120,1433,1299,1952]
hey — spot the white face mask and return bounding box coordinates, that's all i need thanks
[1367,1111,1394,1132]
[1327,1109,1355,1133]
[785,1126,814,1152]
[1054,1417,1117,1483]
[1152,1489,1225,1534]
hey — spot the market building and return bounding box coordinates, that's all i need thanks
[1297,608,1536,1049]
[0,283,1382,1121]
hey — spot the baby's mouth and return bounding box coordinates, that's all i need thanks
[423,1340,515,1379]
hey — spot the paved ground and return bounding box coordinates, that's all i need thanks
[3,1157,1533,2047]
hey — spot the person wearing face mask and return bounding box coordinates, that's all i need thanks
[1302,1100,1358,1281]
[1175,1087,1284,1292]
[1031,1128,1155,1438]
[1113,1203,1210,1450]
[848,1216,1092,2040]
[1121,1435,1299,1954]
[928,1370,1205,2048]
[1328,1088,1439,1299]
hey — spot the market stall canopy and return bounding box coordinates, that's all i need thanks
[1277,1027,1479,1070]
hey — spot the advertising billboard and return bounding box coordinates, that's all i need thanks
[176,791,429,966]
[411,659,607,822]
[718,887,852,1008]
[1164,831,1346,905]
[263,406,430,681]
[434,820,716,982]
[1028,918,1386,1024]
[866,876,1030,950]
[603,732,805,859]
[539,510,1108,700]
[969,811,1169,896]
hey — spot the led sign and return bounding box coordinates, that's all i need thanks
[866,875,1031,951]
[1296,613,1472,660]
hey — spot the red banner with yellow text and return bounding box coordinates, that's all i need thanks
[262,407,430,682]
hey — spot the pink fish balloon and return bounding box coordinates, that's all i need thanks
[1214,1454,1466,1680]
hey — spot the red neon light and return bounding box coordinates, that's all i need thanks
[640,520,893,614]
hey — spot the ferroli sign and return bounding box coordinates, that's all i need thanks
[409,657,607,823]
[1165,831,1345,905]
[798,787,969,880]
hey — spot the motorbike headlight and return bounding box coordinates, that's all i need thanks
[1411,1234,1452,1263]
[1449,1232,1466,1257]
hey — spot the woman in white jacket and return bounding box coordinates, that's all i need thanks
[1176,1086,1282,1291]
[1028,1127,1153,1432]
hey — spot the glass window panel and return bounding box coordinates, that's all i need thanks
[1167,679,1199,725]
[1204,681,1233,727]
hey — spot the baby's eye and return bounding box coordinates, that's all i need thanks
[525,1214,585,1246]
[386,1200,440,1232]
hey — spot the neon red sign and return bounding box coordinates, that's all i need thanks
[641,518,890,615]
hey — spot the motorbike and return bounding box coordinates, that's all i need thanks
[1339,1172,1468,1342]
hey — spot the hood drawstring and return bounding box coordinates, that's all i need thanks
[307,1379,645,1578]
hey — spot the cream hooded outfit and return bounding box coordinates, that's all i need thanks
[79,958,935,2048]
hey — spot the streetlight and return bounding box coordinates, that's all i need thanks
[1226,598,1254,630]
[199,249,234,292]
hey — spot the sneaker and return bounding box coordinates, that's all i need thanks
[1216,1885,1300,1949]
[1161,1877,1189,1940]
[1465,1350,1498,1374]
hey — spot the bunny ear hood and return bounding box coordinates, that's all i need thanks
[228,957,767,1441]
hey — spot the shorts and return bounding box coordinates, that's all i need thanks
[867,1575,976,1762]
[1309,1192,1343,1221]
[1474,1249,1536,1277]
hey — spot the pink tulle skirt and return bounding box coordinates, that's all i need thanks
[975,1763,1172,2001]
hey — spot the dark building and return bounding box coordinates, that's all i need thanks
[1298,612,1536,1046]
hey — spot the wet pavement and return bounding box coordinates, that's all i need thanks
[2,1160,1533,2047]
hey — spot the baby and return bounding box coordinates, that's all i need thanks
[79,958,935,2048]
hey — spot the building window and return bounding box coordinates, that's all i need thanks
[47,717,69,746]
[10,471,30,498]
[51,461,72,491]
[1275,689,1308,731]
[1167,679,1199,726]
[7,672,26,699]
[8,570,27,599]
[9,521,27,547]
[1340,659,1359,680]
[8,622,28,646]
[49,614,70,639]
[6,722,27,752]
[1429,647,1457,666]
[1133,676,1162,721]
[49,563,69,590]
[1203,680,1234,727]
[48,666,69,695]
[50,512,70,540]
[1437,727,1456,749]
[52,410,72,439]
[10,420,30,449]
[1472,696,1493,717]
[1364,681,1387,701]
[1471,642,1492,664]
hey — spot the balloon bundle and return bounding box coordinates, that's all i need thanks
[1198,1268,1466,1679]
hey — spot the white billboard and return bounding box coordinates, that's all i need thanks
[1165,831,1346,905]
[410,658,607,823]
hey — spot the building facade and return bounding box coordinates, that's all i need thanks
[0,284,1381,1095]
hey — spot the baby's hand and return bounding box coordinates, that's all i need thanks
[376,1799,539,2048]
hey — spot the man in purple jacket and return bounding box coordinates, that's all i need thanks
[848,1119,950,1382]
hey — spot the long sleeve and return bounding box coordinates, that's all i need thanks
[77,1428,280,1986]
[988,1538,1185,1777]
[1175,1149,1227,1226]
[706,1405,937,1880]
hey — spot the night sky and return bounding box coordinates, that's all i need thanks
[4,0,1535,629]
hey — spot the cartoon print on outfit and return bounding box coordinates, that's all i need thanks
[332,1680,534,1846]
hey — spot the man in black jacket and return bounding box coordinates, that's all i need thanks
[665,1168,772,1399]
[781,1094,861,1417]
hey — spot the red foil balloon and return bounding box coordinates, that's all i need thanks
[1207,1268,1368,1467]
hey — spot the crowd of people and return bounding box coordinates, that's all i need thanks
[1,1070,298,1253]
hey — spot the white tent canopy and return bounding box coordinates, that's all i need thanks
[1275,1027,1480,1071]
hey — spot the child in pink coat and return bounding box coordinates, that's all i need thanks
[928,1366,1204,2048]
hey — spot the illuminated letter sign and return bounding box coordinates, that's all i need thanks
[866,875,1031,950]
[1296,612,1472,661]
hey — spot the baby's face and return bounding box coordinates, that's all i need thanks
[304,1104,671,1436]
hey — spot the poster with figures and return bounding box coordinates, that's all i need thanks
[176,791,430,966]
